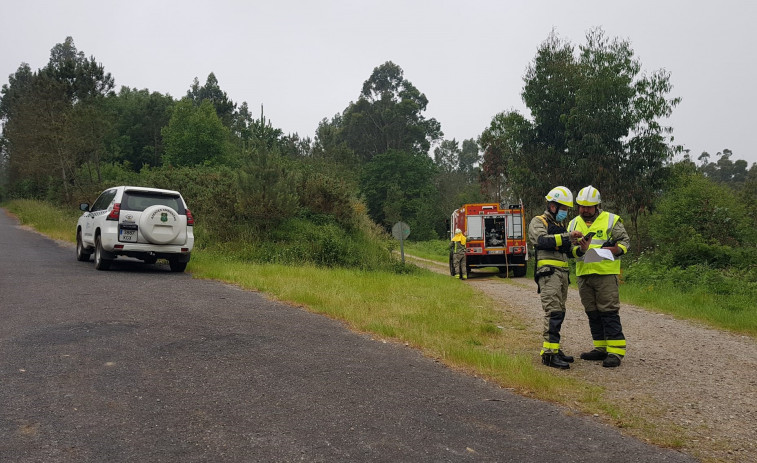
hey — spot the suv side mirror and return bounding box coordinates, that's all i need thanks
[79,203,89,212]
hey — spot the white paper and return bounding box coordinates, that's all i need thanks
[583,247,615,263]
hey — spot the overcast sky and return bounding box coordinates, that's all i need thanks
[2,0,755,165]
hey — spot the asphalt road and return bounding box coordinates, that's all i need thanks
[0,209,696,463]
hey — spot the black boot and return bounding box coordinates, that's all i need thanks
[557,350,574,363]
[580,349,608,361]
[602,354,622,368]
[542,353,570,369]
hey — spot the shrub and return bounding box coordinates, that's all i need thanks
[649,174,754,270]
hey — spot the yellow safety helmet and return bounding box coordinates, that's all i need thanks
[576,186,601,206]
[545,186,574,207]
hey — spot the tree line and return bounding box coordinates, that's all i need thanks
[1,32,755,275]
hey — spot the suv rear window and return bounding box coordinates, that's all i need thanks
[122,191,185,214]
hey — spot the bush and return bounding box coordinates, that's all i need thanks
[228,217,395,270]
[649,173,754,270]
[625,253,755,295]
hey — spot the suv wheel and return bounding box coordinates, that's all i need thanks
[168,259,187,273]
[94,235,112,270]
[76,230,91,262]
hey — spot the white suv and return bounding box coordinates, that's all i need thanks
[76,186,195,272]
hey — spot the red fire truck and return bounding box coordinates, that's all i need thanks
[449,202,528,277]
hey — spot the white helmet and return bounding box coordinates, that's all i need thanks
[454,228,462,234]
[576,186,601,206]
[545,186,574,207]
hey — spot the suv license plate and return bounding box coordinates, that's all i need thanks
[119,228,137,242]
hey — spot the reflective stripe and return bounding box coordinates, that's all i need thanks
[607,346,626,356]
[593,340,608,348]
[555,234,563,247]
[537,259,569,268]
[606,339,626,356]
[541,341,560,355]
[606,213,616,238]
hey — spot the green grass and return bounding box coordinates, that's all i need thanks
[620,283,757,336]
[402,239,450,261]
[4,199,81,242]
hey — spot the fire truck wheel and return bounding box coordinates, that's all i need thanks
[513,266,527,277]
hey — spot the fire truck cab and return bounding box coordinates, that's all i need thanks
[449,202,528,277]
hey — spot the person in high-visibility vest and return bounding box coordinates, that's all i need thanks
[450,228,468,279]
[528,186,584,369]
[569,186,630,368]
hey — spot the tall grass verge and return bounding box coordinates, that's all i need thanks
[4,199,81,242]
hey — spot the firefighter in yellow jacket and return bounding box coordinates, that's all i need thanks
[450,228,467,279]
[528,186,584,369]
[569,186,630,368]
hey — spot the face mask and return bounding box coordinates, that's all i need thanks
[555,210,568,222]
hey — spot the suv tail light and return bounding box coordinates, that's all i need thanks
[106,203,121,221]
[186,208,195,226]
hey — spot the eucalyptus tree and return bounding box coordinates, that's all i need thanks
[698,149,751,185]
[480,28,680,236]
[459,138,481,179]
[339,61,442,162]
[433,138,485,235]
[360,149,439,239]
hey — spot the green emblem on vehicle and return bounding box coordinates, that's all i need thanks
[161,212,168,222]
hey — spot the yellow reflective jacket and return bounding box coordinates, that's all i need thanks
[569,211,629,276]
[451,232,467,253]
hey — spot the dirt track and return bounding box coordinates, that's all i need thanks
[409,255,757,463]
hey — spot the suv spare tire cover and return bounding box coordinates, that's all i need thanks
[139,205,182,244]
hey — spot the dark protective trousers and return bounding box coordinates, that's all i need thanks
[452,250,466,276]
[577,274,626,357]
[538,268,569,354]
